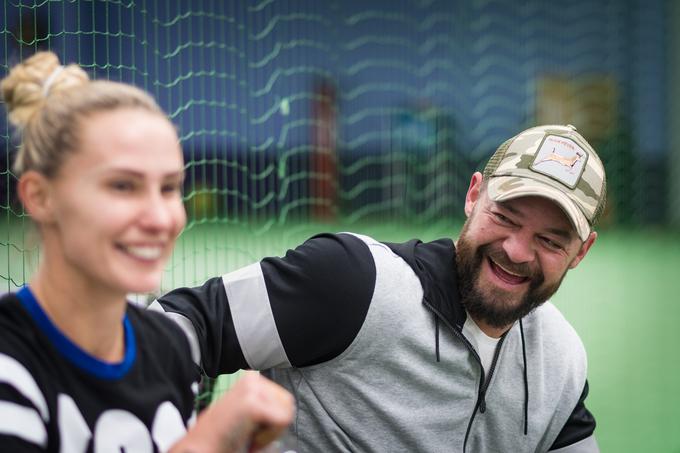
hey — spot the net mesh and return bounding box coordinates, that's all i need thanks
[0,0,676,419]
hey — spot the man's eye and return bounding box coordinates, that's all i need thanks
[540,237,564,251]
[494,212,512,225]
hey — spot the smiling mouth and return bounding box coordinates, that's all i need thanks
[119,245,164,261]
[487,257,530,285]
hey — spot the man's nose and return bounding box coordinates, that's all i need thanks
[502,231,535,264]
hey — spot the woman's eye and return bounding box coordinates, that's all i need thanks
[162,182,183,195]
[110,180,135,192]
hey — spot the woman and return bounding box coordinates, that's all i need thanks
[0,52,293,452]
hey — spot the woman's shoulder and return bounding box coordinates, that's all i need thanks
[0,292,39,349]
[125,302,196,366]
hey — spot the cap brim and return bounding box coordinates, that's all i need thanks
[486,176,591,242]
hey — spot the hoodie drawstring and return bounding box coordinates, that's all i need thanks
[430,308,529,438]
[519,318,528,436]
[434,315,440,362]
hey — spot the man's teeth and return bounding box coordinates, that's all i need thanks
[492,260,525,277]
[125,246,163,260]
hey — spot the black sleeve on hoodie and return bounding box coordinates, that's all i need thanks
[549,380,597,450]
[158,233,376,376]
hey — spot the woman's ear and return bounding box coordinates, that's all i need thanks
[18,171,55,223]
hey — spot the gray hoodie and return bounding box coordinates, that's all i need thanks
[156,232,598,452]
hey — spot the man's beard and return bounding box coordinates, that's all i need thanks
[455,223,566,329]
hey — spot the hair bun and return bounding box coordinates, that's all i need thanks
[1,51,89,129]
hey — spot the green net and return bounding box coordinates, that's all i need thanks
[1,1,679,451]
[1,0,674,295]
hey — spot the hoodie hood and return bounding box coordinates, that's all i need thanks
[383,238,467,330]
[384,237,530,443]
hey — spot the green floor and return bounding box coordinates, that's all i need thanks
[2,220,680,451]
[552,229,680,453]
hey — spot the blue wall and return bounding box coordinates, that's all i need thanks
[1,0,668,157]
[0,0,670,224]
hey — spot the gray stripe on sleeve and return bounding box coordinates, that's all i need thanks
[222,263,291,369]
[148,300,201,365]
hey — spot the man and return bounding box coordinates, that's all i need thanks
[154,124,605,452]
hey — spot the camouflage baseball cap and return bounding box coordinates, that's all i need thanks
[483,125,606,241]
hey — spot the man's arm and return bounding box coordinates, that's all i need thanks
[549,380,599,452]
[154,233,377,376]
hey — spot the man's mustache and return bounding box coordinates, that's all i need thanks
[480,244,542,281]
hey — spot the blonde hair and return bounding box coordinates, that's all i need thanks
[1,51,166,177]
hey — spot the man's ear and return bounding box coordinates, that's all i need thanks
[18,171,55,223]
[464,172,484,218]
[569,231,597,269]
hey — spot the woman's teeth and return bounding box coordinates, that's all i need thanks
[125,246,163,260]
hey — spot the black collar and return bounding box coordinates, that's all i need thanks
[383,238,466,331]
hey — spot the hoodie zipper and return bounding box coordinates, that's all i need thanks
[423,300,507,453]
[462,334,507,451]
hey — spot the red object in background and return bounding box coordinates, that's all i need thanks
[310,79,338,222]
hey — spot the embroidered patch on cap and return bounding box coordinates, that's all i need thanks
[529,135,588,188]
